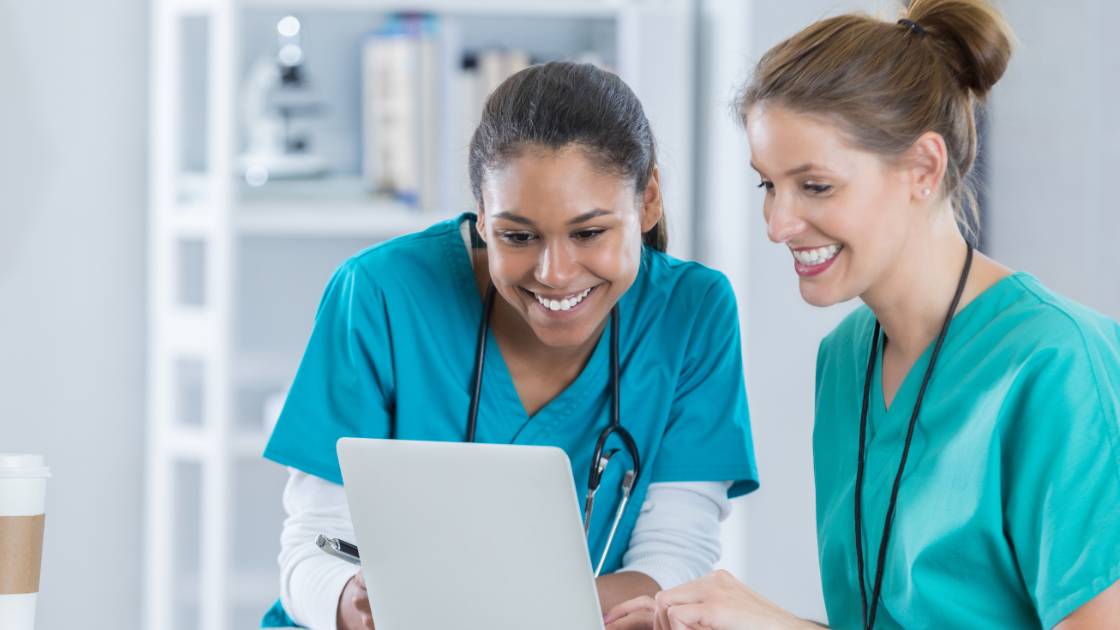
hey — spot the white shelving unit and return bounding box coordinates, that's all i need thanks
[146,1,699,628]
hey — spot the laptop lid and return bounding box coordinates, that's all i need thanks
[336,438,605,630]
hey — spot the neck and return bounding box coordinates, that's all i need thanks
[861,207,969,358]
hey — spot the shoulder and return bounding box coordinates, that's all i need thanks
[995,274,1120,364]
[314,216,464,316]
[622,249,741,352]
[344,216,463,285]
[636,248,736,309]
[994,274,1120,400]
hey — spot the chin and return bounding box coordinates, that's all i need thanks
[529,320,600,350]
[798,281,848,308]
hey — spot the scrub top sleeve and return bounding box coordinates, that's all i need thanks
[263,259,395,485]
[650,275,758,498]
[1002,341,1120,628]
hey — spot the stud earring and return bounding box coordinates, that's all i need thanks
[922,187,931,196]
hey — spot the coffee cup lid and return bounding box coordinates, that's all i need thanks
[0,454,51,478]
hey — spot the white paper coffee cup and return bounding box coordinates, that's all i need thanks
[0,454,50,630]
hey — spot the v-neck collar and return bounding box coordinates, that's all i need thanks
[868,272,1028,423]
[441,212,612,443]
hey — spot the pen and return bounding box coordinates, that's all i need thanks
[315,534,361,566]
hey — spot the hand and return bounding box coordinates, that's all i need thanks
[336,570,375,630]
[603,594,657,630]
[648,570,814,630]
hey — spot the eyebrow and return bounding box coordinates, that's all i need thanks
[491,209,614,226]
[750,162,829,177]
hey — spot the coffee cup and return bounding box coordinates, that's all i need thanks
[0,454,50,630]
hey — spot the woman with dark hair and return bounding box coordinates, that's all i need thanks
[607,0,1120,628]
[260,61,759,629]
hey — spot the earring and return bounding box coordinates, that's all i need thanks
[921,187,931,197]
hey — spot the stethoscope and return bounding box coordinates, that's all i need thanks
[466,283,641,577]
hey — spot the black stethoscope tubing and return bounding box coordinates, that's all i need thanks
[855,244,974,629]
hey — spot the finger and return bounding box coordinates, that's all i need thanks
[605,610,655,630]
[665,603,716,630]
[654,601,673,630]
[655,571,737,608]
[603,595,657,624]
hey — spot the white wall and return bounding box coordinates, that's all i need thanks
[988,0,1120,320]
[0,1,148,628]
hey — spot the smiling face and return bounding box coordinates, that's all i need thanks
[748,104,920,307]
[476,144,661,349]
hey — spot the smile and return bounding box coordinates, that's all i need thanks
[791,244,842,265]
[530,286,595,312]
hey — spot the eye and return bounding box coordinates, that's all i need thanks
[803,182,833,195]
[497,230,536,246]
[757,180,775,193]
[572,228,605,242]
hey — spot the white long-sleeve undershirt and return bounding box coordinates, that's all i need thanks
[277,468,732,630]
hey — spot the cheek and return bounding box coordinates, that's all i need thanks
[487,248,534,282]
[591,234,642,281]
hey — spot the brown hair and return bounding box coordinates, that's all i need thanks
[737,0,1014,238]
[470,62,668,251]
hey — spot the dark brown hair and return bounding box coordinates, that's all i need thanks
[469,61,667,251]
[737,0,1014,238]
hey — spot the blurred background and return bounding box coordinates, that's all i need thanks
[1,0,1117,628]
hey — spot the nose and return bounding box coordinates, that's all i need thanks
[765,196,807,244]
[535,239,580,288]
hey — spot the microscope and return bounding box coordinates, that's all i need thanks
[238,15,328,186]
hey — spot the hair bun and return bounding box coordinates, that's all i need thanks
[905,0,1013,98]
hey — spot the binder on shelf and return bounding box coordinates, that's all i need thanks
[361,15,442,211]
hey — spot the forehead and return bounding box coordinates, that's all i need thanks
[746,104,863,173]
[488,146,630,193]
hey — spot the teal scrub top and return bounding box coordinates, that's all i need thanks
[261,214,758,627]
[814,272,1120,629]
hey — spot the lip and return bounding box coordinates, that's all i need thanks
[521,285,599,318]
[793,250,841,277]
[790,244,839,252]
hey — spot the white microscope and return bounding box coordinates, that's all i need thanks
[238,15,329,187]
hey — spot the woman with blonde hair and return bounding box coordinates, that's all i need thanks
[607,0,1120,627]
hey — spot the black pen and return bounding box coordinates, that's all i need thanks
[315,534,361,566]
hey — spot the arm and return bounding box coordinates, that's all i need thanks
[602,481,732,627]
[1055,580,1120,629]
[277,467,362,630]
[607,570,826,630]
[597,571,662,614]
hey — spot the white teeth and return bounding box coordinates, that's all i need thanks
[535,286,593,312]
[792,244,841,266]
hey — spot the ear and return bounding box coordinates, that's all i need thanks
[908,131,948,203]
[475,202,487,243]
[639,166,663,232]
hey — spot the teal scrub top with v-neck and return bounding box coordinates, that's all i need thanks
[261,213,759,627]
[814,272,1120,629]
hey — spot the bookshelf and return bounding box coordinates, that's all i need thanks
[146,1,700,628]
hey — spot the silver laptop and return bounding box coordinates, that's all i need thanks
[336,438,605,629]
